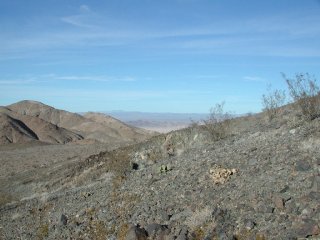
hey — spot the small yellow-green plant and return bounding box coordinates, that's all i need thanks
[158,164,172,173]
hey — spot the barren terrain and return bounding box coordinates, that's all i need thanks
[0,102,319,239]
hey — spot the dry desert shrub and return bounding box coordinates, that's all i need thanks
[117,223,129,240]
[36,224,49,240]
[203,102,231,141]
[261,86,286,121]
[284,73,320,120]
[88,220,108,240]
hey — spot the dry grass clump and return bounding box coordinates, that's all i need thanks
[0,192,16,206]
[191,227,206,240]
[117,223,129,240]
[234,229,266,240]
[36,223,49,240]
[88,220,108,240]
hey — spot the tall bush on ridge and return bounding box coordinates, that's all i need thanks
[283,73,320,120]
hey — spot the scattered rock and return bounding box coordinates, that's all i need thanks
[257,203,275,214]
[60,214,68,226]
[145,223,168,236]
[296,219,320,238]
[273,195,285,210]
[244,219,256,230]
[306,191,320,201]
[248,158,258,165]
[289,129,296,135]
[176,227,188,240]
[279,185,289,193]
[125,225,148,240]
[295,160,311,171]
[310,175,320,191]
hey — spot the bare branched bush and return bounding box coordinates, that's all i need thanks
[284,73,320,120]
[203,102,231,141]
[261,85,286,121]
[189,119,200,128]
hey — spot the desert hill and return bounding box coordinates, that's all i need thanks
[83,112,152,138]
[0,101,319,239]
[7,100,86,129]
[0,112,38,144]
[0,106,83,144]
[2,100,155,145]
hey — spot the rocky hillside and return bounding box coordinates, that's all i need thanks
[0,103,319,239]
[0,106,83,144]
[1,100,155,145]
[0,112,38,144]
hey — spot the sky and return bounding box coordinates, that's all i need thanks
[1,0,320,114]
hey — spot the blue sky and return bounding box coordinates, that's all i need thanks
[1,0,320,113]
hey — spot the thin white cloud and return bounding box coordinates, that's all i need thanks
[80,5,91,13]
[61,17,96,29]
[0,79,37,85]
[193,75,224,80]
[61,4,98,29]
[243,76,266,82]
[0,74,136,85]
[55,75,135,82]
[0,86,194,100]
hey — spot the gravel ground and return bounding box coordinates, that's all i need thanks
[0,109,319,239]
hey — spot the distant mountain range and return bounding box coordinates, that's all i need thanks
[105,111,209,133]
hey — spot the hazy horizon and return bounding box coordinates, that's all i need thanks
[1,0,320,114]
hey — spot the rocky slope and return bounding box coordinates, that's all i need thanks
[0,104,319,239]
